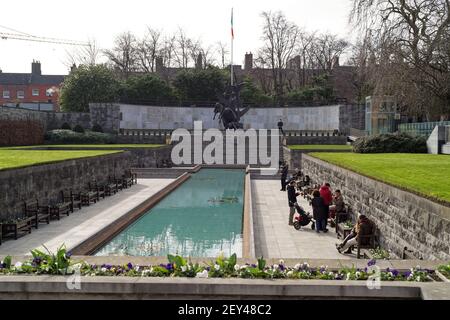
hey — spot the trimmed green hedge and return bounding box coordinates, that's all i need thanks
[44,130,117,144]
[353,133,427,153]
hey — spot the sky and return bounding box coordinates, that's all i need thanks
[0,0,354,75]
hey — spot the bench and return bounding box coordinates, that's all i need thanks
[23,199,50,229]
[89,181,106,200]
[109,176,124,191]
[61,190,82,212]
[47,196,72,220]
[122,171,138,188]
[105,179,119,196]
[356,231,377,259]
[78,189,97,206]
[2,218,33,240]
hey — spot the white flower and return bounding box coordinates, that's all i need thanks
[294,263,301,270]
[346,272,351,280]
[234,264,240,271]
[389,272,394,277]
[101,267,107,272]
[355,271,361,278]
[187,265,192,270]
[196,270,209,278]
[14,262,22,269]
[416,276,421,282]
[279,259,285,265]
[181,266,187,272]
[134,265,140,272]
[214,264,221,271]
[72,263,82,272]
[287,271,294,277]
[328,272,334,277]
[273,264,279,270]
[142,269,151,276]
[240,265,247,270]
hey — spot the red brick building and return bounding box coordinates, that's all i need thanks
[0,61,65,111]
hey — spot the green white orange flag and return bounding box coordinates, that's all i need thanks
[231,8,234,39]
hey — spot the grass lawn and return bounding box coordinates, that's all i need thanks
[5,144,164,150]
[310,153,450,204]
[0,150,123,171]
[289,145,352,151]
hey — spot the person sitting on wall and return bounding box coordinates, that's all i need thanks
[336,215,374,254]
[329,190,346,226]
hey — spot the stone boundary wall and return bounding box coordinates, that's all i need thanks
[284,148,351,170]
[301,154,450,260]
[0,106,91,131]
[0,146,172,219]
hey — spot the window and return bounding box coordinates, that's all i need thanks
[32,89,39,96]
[2,90,10,98]
[17,90,25,99]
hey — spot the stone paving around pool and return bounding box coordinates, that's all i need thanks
[0,179,174,256]
[252,179,352,260]
[1,176,355,260]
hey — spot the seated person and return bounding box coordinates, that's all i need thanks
[329,189,345,219]
[336,215,374,254]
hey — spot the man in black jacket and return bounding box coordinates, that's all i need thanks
[287,180,299,225]
[280,162,288,191]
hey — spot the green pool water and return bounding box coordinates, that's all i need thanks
[95,169,245,257]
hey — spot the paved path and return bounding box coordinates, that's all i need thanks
[252,180,352,259]
[0,179,174,256]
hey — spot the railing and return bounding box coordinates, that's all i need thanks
[349,128,368,138]
[284,130,343,137]
[398,121,450,137]
[118,98,348,108]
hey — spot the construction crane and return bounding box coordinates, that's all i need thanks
[0,24,89,46]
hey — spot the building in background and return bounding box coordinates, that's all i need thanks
[0,61,66,111]
[365,96,399,135]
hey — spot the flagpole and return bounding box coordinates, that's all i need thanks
[231,7,234,86]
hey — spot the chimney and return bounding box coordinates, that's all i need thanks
[155,56,164,72]
[331,56,340,69]
[244,52,253,71]
[32,60,42,75]
[195,53,203,70]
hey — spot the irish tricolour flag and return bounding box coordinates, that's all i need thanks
[231,8,234,39]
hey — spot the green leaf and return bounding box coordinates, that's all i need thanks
[3,256,12,269]
[257,257,266,271]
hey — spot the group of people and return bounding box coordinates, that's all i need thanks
[282,169,375,255]
[310,183,345,233]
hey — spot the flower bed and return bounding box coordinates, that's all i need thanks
[0,246,442,283]
[437,263,450,281]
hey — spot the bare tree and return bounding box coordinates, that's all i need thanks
[310,34,349,72]
[160,34,176,68]
[65,39,101,68]
[259,11,300,102]
[104,32,139,79]
[351,0,450,119]
[216,42,229,68]
[137,27,162,72]
[173,28,191,68]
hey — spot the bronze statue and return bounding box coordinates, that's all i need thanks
[213,83,250,130]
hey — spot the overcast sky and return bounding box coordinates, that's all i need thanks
[0,0,354,75]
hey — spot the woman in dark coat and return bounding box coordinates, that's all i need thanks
[311,190,328,233]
